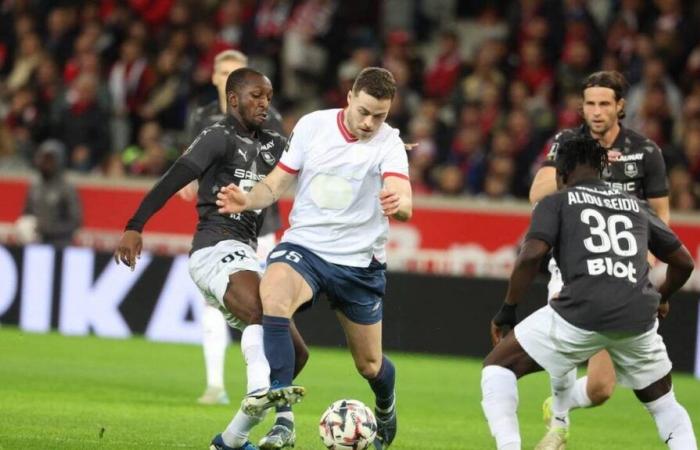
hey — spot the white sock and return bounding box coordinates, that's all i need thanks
[572,375,593,409]
[549,370,575,429]
[222,408,265,447]
[241,324,270,394]
[275,410,294,425]
[481,365,521,450]
[644,390,698,450]
[202,303,229,389]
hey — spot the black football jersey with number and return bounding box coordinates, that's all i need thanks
[527,179,681,333]
[187,101,285,236]
[178,116,286,252]
[544,125,669,200]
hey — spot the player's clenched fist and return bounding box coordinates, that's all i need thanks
[217,183,249,214]
[114,230,142,271]
[379,188,400,216]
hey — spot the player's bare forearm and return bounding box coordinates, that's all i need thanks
[529,166,557,204]
[657,245,694,303]
[249,166,296,209]
[383,176,412,221]
[505,239,550,305]
[392,193,412,221]
[219,166,296,213]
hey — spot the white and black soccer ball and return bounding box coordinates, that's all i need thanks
[319,399,377,450]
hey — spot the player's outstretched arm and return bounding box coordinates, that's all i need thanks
[529,166,557,204]
[217,165,296,214]
[656,245,694,304]
[115,161,198,270]
[381,176,412,221]
[491,238,550,345]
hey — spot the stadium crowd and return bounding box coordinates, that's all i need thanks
[1,0,700,210]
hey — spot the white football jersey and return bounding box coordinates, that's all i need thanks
[278,108,409,267]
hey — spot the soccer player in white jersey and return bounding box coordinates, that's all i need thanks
[216,67,412,449]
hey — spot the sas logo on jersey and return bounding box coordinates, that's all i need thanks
[261,151,276,166]
[624,162,638,178]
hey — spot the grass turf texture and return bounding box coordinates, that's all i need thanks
[0,327,698,449]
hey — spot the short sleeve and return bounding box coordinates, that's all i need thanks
[642,140,669,199]
[380,133,409,180]
[179,126,227,175]
[278,115,310,174]
[525,194,561,247]
[646,206,681,257]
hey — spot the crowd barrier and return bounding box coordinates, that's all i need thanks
[1,244,698,376]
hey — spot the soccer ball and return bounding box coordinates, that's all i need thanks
[319,399,377,450]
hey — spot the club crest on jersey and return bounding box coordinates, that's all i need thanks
[261,151,276,166]
[624,162,638,178]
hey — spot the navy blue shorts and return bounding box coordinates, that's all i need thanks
[267,242,386,325]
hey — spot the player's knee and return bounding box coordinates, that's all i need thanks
[588,380,615,405]
[260,275,293,316]
[356,357,382,379]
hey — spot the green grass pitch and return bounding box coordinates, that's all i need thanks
[0,327,698,449]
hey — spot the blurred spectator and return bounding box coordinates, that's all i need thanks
[108,38,155,153]
[625,56,682,131]
[45,6,78,67]
[6,32,44,92]
[668,166,697,211]
[458,40,506,104]
[423,29,461,99]
[435,164,465,196]
[122,121,177,176]
[53,74,111,171]
[281,0,338,101]
[407,116,437,195]
[139,48,188,131]
[4,86,44,160]
[557,39,593,96]
[516,40,554,99]
[447,126,485,193]
[17,139,82,246]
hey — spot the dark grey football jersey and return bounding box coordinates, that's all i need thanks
[187,100,284,236]
[544,125,669,200]
[178,116,286,252]
[527,179,681,333]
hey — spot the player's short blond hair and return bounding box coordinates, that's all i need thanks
[214,50,248,69]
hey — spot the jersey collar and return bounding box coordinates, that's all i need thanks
[608,124,627,153]
[579,122,627,153]
[571,178,607,188]
[337,109,359,143]
[226,115,258,138]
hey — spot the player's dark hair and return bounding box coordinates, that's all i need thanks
[225,67,265,96]
[555,136,608,184]
[352,67,396,100]
[581,71,628,119]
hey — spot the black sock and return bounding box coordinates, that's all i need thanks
[367,356,396,413]
[263,315,294,388]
